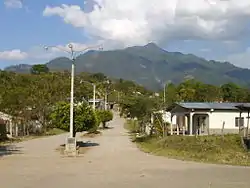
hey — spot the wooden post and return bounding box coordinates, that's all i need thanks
[239,111,244,137]
[221,121,225,138]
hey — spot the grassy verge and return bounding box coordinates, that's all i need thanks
[125,120,250,166]
[136,135,250,166]
[0,128,66,145]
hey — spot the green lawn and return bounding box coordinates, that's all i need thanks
[136,134,250,166]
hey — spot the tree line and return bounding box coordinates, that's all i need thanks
[119,79,250,137]
[0,64,151,138]
[163,79,250,105]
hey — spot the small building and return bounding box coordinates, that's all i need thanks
[88,99,105,109]
[169,102,250,135]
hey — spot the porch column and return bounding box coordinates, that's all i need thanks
[183,116,187,135]
[170,115,173,135]
[189,113,194,135]
[246,110,249,138]
[9,120,13,137]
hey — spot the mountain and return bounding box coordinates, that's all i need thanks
[4,43,250,90]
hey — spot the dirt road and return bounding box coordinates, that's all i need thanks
[0,114,250,188]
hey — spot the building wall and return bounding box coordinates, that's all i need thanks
[209,110,248,134]
[162,111,177,124]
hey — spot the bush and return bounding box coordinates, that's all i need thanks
[50,102,98,136]
[0,124,7,141]
[96,110,113,128]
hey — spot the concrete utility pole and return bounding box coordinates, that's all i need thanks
[104,80,110,110]
[44,43,103,155]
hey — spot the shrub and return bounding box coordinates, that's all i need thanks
[50,102,98,136]
[96,110,113,128]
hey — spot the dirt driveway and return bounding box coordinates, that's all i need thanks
[0,113,250,188]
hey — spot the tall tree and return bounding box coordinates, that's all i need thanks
[30,64,49,74]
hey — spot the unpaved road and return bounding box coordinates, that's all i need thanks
[0,114,250,188]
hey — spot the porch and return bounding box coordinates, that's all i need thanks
[170,112,210,136]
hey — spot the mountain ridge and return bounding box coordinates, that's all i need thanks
[4,43,250,90]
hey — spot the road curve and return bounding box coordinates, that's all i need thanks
[0,114,250,188]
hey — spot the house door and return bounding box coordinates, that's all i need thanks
[194,114,209,135]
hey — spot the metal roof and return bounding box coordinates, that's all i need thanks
[88,99,103,103]
[177,102,250,110]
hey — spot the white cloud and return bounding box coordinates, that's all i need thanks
[0,49,28,60]
[4,0,23,9]
[43,0,250,48]
[0,42,103,62]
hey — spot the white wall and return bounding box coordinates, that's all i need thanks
[209,111,249,130]
[162,111,177,124]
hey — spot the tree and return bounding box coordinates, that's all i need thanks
[152,112,169,137]
[120,95,159,133]
[220,83,244,102]
[50,102,98,136]
[96,110,113,128]
[31,64,49,74]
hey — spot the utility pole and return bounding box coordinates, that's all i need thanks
[104,88,107,110]
[104,80,110,110]
[163,83,166,104]
[93,84,96,110]
[44,43,103,156]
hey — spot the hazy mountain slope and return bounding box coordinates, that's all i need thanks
[4,43,250,90]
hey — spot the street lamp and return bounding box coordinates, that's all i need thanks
[104,80,111,110]
[44,43,103,139]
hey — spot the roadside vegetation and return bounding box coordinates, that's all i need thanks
[121,78,250,166]
[0,64,151,144]
[125,120,250,166]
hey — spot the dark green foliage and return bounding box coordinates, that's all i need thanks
[0,122,7,141]
[31,64,49,74]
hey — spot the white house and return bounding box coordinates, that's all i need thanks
[169,102,250,135]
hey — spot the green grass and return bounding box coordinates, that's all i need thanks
[136,134,250,166]
[124,119,140,133]
[0,128,66,145]
[44,128,66,136]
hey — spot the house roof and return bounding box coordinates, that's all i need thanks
[88,99,103,103]
[176,102,250,110]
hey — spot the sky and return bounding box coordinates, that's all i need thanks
[1,0,250,69]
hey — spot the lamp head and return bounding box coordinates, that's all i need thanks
[44,46,49,51]
[68,43,73,49]
[99,45,104,51]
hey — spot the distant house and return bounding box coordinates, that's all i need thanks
[88,99,105,109]
[169,102,250,136]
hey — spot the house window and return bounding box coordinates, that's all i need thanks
[235,117,244,127]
